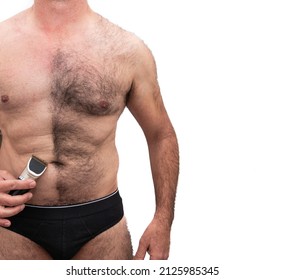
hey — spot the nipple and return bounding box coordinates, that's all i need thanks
[1,95,9,103]
[99,100,110,110]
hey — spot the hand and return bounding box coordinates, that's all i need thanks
[134,216,171,260]
[0,170,36,227]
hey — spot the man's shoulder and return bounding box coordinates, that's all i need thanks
[0,19,14,50]
[94,13,146,50]
[88,16,150,68]
[0,10,27,40]
[0,17,13,36]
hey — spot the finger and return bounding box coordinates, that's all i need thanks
[150,252,169,260]
[149,245,170,260]
[133,241,147,260]
[0,192,33,207]
[0,204,25,219]
[0,170,16,180]
[0,218,11,227]
[0,179,36,193]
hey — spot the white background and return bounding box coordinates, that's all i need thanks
[1,1,285,279]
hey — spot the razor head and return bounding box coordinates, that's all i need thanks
[28,156,47,176]
[17,155,47,180]
[9,155,48,196]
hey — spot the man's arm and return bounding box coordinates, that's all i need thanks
[127,41,179,260]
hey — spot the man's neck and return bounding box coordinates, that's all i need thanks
[32,0,92,34]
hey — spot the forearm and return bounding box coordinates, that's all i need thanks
[148,130,179,227]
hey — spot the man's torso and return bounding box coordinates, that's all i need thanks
[0,10,137,205]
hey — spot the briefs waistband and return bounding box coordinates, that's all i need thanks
[22,189,121,219]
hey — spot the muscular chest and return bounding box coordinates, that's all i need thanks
[0,46,130,116]
[0,52,49,113]
[51,49,129,116]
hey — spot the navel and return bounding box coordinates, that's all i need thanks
[1,95,9,103]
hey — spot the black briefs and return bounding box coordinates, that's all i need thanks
[8,190,124,259]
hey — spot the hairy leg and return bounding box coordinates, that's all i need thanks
[0,227,52,260]
[72,216,133,260]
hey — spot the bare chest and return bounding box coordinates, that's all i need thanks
[51,47,132,116]
[0,45,132,117]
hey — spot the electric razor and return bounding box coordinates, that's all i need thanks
[9,155,47,196]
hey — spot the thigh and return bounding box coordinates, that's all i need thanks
[72,216,133,260]
[0,227,52,260]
